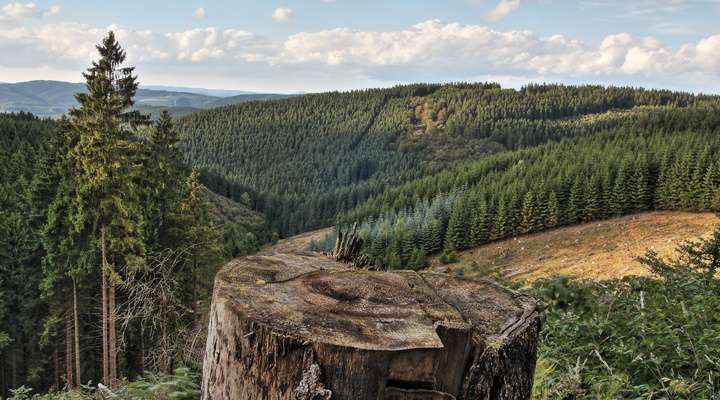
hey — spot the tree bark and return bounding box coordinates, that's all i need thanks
[65,312,73,389]
[109,281,118,388]
[53,345,60,391]
[101,227,109,386]
[73,277,82,388]
[202,251,540,400]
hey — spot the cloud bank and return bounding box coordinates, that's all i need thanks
[0,15,719,92]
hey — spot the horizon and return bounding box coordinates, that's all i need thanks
[2,78,718,97]
[0,1,719,94]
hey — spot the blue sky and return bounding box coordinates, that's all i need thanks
[1,0,719,93]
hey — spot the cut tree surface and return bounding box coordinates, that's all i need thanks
[202,250,540,399]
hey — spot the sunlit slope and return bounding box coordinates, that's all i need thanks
[431,211,719,281]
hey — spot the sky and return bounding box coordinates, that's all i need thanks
[1,0,719,93]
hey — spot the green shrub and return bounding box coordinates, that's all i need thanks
[439,249,459,264]
[531,228,720,399]
[117,368,200,400]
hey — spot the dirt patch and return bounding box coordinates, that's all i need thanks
[266,227,333,254]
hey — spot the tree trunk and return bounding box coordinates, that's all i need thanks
[11,342,16,390]
[101,226,109,386]
[53,345,60,391]
[109,281,118,388]
[139,326,145,375]
[202,252,540,400]
[73,277,82,388]
[2,351,6,398]
[65,312,74,389]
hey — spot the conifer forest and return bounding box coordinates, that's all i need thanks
[2,9,720,399]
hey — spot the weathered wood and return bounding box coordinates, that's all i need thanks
[331,224,375,269]
[202,251,540,400]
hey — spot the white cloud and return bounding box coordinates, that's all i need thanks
[1,2,59,19]
[486,0,521,22]
[42,4,59,17]
[272,7,293,22]
[194,7,205,19]
[0,18,719,92]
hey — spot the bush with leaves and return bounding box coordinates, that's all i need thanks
[116,368,200,400]
[531,228,720,399]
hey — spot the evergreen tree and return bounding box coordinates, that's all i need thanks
[174,170,223,300]
[520,191,537,234]
[629,159,650,212]
[408,248,427,271]
[445,196,469,250]
[68,31,147,387]
[583,177,599,222]
[567,176,584,224]
[491,197,507,240]
[145,111,183,248]
[610,168,628,216]
[469,198,490,246]
[545,191,560,229]
[701,163,720,211]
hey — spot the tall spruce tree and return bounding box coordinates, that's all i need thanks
[69,31,147,387]
[145,111,184,248]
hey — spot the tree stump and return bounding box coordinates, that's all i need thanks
[202,251,541,400]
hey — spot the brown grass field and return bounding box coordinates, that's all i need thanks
[431,211,719,282]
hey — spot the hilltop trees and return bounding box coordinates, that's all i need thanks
[347,109,720,264]
[176,82,708,237]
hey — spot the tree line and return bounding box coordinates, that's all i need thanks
[176,81,714,237]
[340,106,720,267]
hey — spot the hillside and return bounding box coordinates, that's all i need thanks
[432,211,719,282]
[0,80,288,116]
[177,83,717,236]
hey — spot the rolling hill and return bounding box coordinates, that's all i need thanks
[0,80,290,116]
[175,83,720,236]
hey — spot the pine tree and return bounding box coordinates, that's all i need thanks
[610,168,628,216]
[445,196,469,250]
[145,111,183,248]
[567,176,584,224]
[68,31,147,387]
[469,198,490,246]
[520,191,536,234]
[629,157,650,212]
[175,170,223,300]
[545,190,560,229]
[490,197,507,240]
[408,248,427,271]
[400,226,416,264]
[583,177,599,222]
[701,163,720,211]
[38,121,87,389]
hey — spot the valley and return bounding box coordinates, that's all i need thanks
[2,30,720,400]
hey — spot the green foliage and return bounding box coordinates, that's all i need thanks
[118,368,200,400]
[3,368,199,400]
[344,106,720,259]
[439,249,459,265]
[178,83,709,236]
[0,34,271,394]
[531,229,720,399]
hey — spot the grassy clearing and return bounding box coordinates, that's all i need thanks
[430,211,719,282]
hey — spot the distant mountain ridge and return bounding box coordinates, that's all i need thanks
[0,80,292,117]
